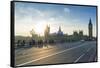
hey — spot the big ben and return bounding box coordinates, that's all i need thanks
[88,18,93,39]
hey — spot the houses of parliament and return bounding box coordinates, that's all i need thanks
[44,18,94,42]
[15,18,96,48]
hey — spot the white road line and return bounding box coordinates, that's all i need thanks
[17,44,85,66]
[74,47,92,63]
[74,53,85,63]
[87,47,92,52]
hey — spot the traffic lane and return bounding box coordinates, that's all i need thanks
[77,45,97,62]
[15,41,83,56]
[16,47,57,65]
[16,43,82,65]
[16,41,96,66]
[15,42,84,65]
[15,41,82,57]
[24,41,96,66]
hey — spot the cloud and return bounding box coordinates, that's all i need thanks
[49,18,54,21]
[15,3,96,37]
[16,7,43,18]
[64,8,70,13]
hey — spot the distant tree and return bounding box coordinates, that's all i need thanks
[30,29,40,40]
[44,25,50,41]
[30,29,35,37]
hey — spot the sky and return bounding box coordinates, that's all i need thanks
[15,2,97,37]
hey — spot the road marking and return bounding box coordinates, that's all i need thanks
[74,47,92,63]
[87,47,92,52]
[17,44,86,66]
[74,53,85,63]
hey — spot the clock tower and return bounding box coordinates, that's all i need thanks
[88,18,93,39]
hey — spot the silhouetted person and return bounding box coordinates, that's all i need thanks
[38,40,43,45]
[37,40,43,48]
[17,40,21,47]
[22,40,25,47]
[32,39,35,45]
[49,39,54,44]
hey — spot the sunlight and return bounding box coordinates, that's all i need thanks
[34,20,48,36]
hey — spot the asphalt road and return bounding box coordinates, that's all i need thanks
[15,41,97,66]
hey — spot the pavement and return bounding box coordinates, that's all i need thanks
[15,41,97,66]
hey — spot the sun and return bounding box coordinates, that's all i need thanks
[34,21,48,36]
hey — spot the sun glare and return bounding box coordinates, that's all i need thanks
[34,21,48,36]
